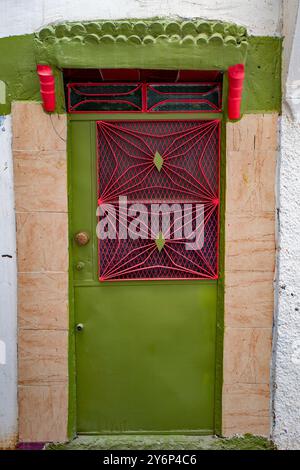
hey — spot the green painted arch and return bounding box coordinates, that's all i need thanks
[34,19,248,70]
[35,19,248,47]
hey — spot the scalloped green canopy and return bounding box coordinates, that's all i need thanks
[34,19,248,70]
[36,19,248,45]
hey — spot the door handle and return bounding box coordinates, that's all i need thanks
[74,231,90,246]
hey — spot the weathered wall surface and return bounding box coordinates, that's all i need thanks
[272,115,300,449]
[271,0,300,450]
[224,114,277,436]
[12,103,68,442]
[0,115,18,449]
[0,0,282,38]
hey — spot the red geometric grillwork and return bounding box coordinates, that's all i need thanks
[68,82,221,113]
[97,120,220,281]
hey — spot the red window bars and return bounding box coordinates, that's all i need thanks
[97,120,220,281]
[67,82,221,113]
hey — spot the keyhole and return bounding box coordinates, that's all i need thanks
[76,323,84,332]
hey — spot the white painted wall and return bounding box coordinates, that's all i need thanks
[0,115,17,449]
[0,0,282,38]
[272,115,300,450]
[281,0,299,98]
[284,2,300,120]
[272,0,300,450]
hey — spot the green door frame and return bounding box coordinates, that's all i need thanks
[67,101,227,437]
[61,19,234,438]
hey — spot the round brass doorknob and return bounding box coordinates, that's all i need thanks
[74,231,90,246]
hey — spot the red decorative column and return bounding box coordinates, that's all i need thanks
[37,65,56,112]
[228,63,245,120]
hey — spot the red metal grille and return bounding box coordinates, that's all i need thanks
[147,83,221,112]
[97,120,220,281]
[68,82,221,113]
[68,83,143,112]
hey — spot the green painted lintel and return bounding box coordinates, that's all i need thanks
[34,19,248,72]
[69,112,222,121]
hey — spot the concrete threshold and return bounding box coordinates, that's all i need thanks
[46,434,275,450]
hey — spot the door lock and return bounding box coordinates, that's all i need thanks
[74,231,90,246]
[76,323,84,332]
[75,261,85,271]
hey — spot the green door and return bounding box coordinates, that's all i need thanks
[70,116,220,434]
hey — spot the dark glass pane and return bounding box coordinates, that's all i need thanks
[68,82,221,113]
[68,84,143,112]
[147,84,221,112]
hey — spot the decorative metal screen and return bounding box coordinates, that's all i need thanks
[68,83,221,113]
[68,83,143,112]
[147,84,221,112]
[97,120,220,281]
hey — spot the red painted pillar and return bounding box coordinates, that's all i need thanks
[228,63,245,120]
[37,65,56,112]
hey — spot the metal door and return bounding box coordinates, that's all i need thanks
[70,117,220,434]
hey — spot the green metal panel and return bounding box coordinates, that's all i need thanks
[69,117,220,434]
[75,283,217,434]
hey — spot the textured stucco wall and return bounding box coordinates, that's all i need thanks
[0,115,18,449]
[0,0,282,38]
[271,0,300,450]
[272,115,300,450]
[281,0,298,94]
